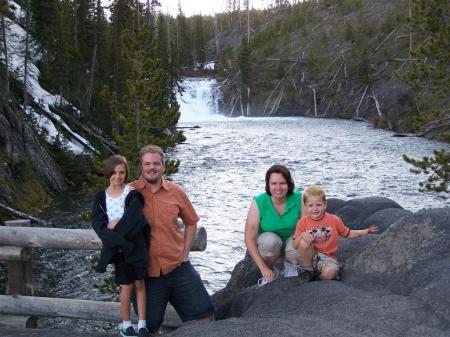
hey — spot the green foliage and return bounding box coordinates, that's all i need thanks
[337,0,363,14]
[402,0,450,104]
[102,10,182,177]
[403,149,450,194]
[344,21,356,41]
[89,255,120,298]
[12,157,33,180]
[238,39,251,88]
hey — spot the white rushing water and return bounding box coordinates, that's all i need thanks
[174,77,450,294]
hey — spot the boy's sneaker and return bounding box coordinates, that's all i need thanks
[138,327,150,337]
[120,326,137,337]
[297,266,314,284]
[257,268,281,287]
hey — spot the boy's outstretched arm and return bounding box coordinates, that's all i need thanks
[347,225,379,239]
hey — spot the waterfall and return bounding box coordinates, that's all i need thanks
[177,77,228,123]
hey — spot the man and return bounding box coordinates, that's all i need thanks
[130,145,214,333]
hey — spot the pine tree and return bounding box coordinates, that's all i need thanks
[176,1,193,68]
[104,9,182,175]
[403,150,450,194]
[193,15,206,68]
[401,0,450,129]
[402,0,449,194]
[238,38,251,116]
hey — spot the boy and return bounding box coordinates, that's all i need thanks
[292,185,378,282]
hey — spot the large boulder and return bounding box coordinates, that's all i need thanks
[212,253,260,319]
[325,197,346,214]
[196,207,450,337]
[343,208,450,321]
[362,207,412,232]
[335,197,403,229]
[171,278,450,337]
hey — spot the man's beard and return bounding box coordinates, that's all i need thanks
[144,172,161,185]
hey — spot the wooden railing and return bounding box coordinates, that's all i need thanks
[0,219,207,329]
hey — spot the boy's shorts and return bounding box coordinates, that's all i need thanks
[312,252,340,274]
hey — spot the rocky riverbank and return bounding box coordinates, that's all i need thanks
[173,197,450,336]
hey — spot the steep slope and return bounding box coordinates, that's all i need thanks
[214,0,448,136]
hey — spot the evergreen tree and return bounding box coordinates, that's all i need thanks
[193,15,206,68]
[176,2,193,68]
[401,0,450,130]
[403,150,450,194]
[402,0,449,194]
[104,9,181,175]
[238,37,251,115]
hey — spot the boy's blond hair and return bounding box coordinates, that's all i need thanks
[303,185,327,203]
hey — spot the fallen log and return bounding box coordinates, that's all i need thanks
[0,203,44,224]
[0,246,31,262]
[0,295,181,328]
[0,226,207,252]
[0,314,37,329]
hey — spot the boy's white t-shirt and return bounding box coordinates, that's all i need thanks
[105,185,130,221]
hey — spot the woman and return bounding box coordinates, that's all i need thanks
[244,164,304,285]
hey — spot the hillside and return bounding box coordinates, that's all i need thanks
[212,0,449,137]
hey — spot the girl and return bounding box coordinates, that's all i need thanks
[91,155,150,337]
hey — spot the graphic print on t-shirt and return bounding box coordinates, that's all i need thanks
[308,225,332,244]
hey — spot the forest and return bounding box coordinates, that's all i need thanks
[0,0,448,216]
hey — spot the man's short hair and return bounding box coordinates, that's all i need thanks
[104,155,129,182]
[265,164,295,196]
[139,145,165,164]
[303,185,327,203]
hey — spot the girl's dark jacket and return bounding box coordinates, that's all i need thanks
[91,189,150,273]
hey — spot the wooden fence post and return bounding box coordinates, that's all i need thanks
[1,219,37,328]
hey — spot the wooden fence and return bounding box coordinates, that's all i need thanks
[0,219,207,330]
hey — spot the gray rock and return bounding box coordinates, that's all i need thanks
[212,252,260,319]
[0,101,66,205]
[343,208,450,321]
[202,207,450,337]
[171,279,450,337]
[362,207,413,232]
[326,197,346,214]
[335,197,403,229]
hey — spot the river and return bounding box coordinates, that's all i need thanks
[174,77,450,293]
[3,76,449,330]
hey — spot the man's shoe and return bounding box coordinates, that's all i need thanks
[297,266,314,284]
[120,326,137,337]
[138,327,150,337]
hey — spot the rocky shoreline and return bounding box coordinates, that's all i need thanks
[173,197,450,336]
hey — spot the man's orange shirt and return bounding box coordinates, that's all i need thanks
[130,177,200,276]
[294,212,350,259]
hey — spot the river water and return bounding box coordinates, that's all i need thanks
[3,77,449,329]
[174,77,450,293]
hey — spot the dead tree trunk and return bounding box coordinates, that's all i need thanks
[22,0,31,109]
[1,14,9,95]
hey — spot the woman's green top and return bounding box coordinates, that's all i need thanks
[254,189,302,241]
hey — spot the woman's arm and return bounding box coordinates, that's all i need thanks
[245,201,274,282]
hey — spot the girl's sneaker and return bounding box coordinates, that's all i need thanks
[138,327,150,337]
[120,326,137,337]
